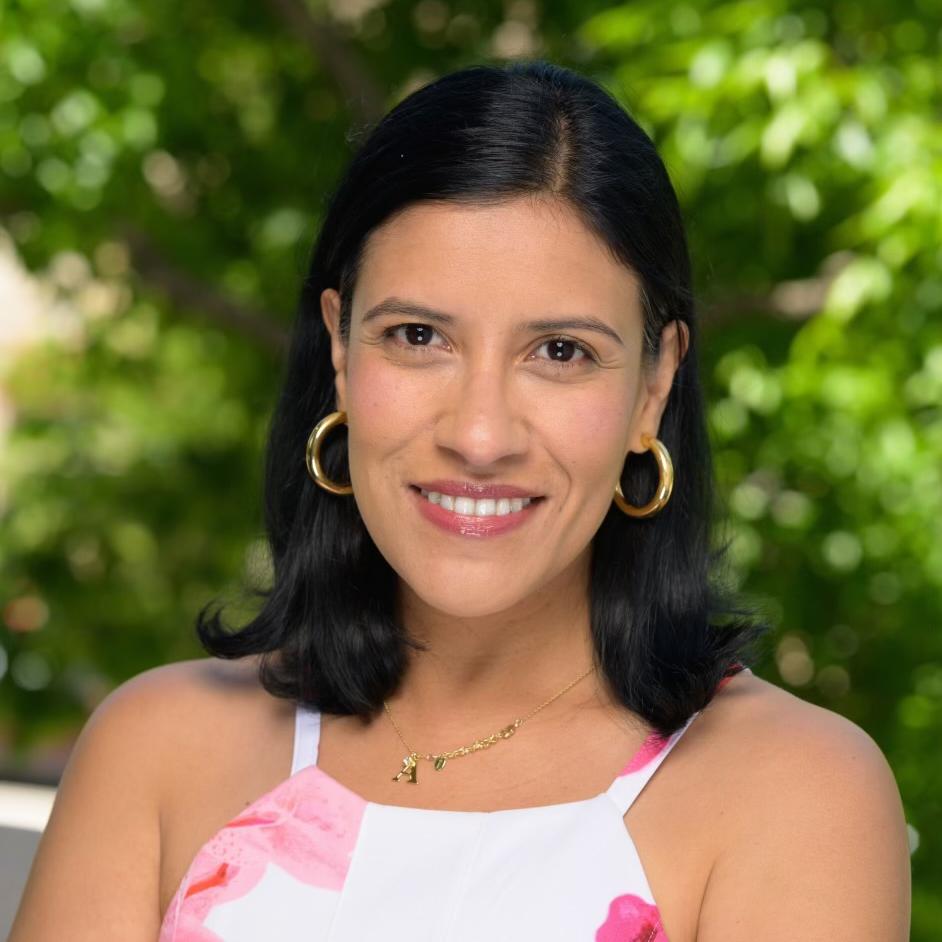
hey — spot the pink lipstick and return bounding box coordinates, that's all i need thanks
[408,484,545,538]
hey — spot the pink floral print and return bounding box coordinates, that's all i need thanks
[595,892,667,941]
[617,732,670,776]
[159,765,367,941]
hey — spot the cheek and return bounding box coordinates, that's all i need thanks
[345,357,426,442]
[546,393,633,485]
[342,357,431,507]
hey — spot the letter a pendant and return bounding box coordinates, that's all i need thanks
[393,753,419,783]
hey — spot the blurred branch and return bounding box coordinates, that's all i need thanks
[120,224,289,356]
[264,0,387,125]
[702,251,854,326]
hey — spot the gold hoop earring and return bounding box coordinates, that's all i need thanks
[613,433,673,518]
[305,410,354,495]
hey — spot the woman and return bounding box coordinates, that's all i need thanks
[11,61,910,941]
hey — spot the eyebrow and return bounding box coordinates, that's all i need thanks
[359,297,625,347]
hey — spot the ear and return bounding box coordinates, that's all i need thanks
[320,288,348,413]
[627,319,688,453]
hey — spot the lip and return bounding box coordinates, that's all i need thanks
[408,485,545,538]
[410,479,543,499]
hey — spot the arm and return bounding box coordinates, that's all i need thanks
[697,708,911,941]
[8,666,174,940]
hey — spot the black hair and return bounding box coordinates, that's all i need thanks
[196,60,772,737]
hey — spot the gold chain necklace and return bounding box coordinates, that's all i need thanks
[384,663,597,784]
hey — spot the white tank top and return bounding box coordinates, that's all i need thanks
[159,667,749,941]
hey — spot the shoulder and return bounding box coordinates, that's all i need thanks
[96,655,287,802]
[51,655,269,819]
[704,668,906,833]
[106,653,266,707]
[696,669,911,940]
[113,652,277,725]
[81,655,268,763]
[708,668,902,802]
[8,655,273,940]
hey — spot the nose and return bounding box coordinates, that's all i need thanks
[433,363,528,471]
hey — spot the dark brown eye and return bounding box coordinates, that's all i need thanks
[383,323,442,349]
[403,324,433,346]
[545,339,581,362]
[535,337,595,369]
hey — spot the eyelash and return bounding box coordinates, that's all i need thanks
[380,323,598,370]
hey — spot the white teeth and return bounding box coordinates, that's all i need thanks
[454,497,475,515]
[418,489,534,517]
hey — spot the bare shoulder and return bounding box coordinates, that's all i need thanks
[142,651,292,749]
[8,655,277,941]
[50,652,268,721]
[696,669,911,940]
[76,654,276,778]
[707,669,903,804]
[110,654,294,832]
[116,652,267,710]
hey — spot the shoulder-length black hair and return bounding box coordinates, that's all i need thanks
[197,59,772,737]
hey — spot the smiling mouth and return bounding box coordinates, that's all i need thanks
[409,485,545,516]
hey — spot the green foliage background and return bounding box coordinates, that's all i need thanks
[1,0,939,933]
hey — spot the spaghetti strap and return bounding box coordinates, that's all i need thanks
[605,665,752,817]
[290,703,322,776]
[605,711,702,816]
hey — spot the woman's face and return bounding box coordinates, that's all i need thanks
[321,196,681,620]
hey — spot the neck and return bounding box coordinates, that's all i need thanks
[385,554,606,739]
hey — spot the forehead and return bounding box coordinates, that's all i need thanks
[354,197,642,329]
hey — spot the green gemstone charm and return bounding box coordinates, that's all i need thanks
[434,755,447,771]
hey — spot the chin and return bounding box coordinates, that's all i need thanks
[400,577,527,620]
